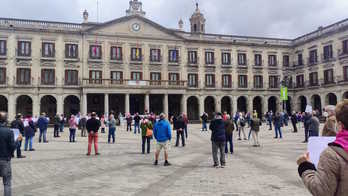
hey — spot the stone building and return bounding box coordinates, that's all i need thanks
[0,0,347,121]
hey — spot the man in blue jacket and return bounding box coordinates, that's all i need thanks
[153,113,172,166]
[37,113,49,143]
[209,112,226,168]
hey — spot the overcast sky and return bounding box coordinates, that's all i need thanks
[1,0,348,39]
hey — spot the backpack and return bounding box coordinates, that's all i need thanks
[240,119,246,127]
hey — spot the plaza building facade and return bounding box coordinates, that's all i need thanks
[0,0,348,121]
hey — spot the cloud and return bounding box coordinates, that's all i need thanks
[1,0,348,39]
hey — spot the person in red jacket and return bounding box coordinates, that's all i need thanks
[86,112,101,156]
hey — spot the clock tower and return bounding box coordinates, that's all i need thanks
[126,0,146,17]
[190,3,206,34]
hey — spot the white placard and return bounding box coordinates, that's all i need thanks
[11,129,20,141]
[308,137,336,167]
[305,105,313,113]
[128,80,147,86]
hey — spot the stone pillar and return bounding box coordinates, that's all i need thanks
[216,96,221,113]
[33,95,40,117]
[82,94,87,116]
[181,95,187,115]
[248,96,254,113]
[57,94,64,115]
[199,96,205,115]
[8,94,16,121]
[232,96,237,115]
[105,93,109,116]
[125,94,130,114]
[145,94,150,113]
[163,94,168,116]
[263,96,269,114]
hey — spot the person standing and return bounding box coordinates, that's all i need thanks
[209,113,226,168]
[183,113,189,139]
[322,105,338,136]
[153,113,172,166]
[126,114,132,132]
[108,114,116,144]
[250,114,262,147]
[174,115,185,147]
[0,112,21,196]
[303,112,312,143]
[23,117,36,151]
[59,114,65,133]
[201,112,208,131]
[267,111,273,130]
[233,112,240,133]
[100,115,106,133]
[134,113,141,134]
[10,114,25,158]
[308,111,320,138]
[37,113,49,143]
[273,112,283,139]
[53,114,60,138]
[68,115,78,143]
[86,112,101,156]
[79,115,87,137]
[140,117,153,154]
[224,115,234,154]
[237,113,247,140]
[290,111,298,133]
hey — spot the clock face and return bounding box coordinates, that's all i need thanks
[132,23,141,32]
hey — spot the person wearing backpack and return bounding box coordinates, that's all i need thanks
[140,116,153,154]
[224,115,234,154]
[297,100,348,196]
[250,114,262,147]
[237,113,247,140]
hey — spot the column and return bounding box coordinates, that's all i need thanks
[8,94,15,121]
[263,96,268,114]
[248,96,253,113]
[145,94,150,113]
[163,94,168,116]
[232,96,237,115]
[104,93,109,115]
[181,95,187,115]
[57,94,64,115]
[33,95,40,117]
[125,94,130,115]
[216,96,221,113]
[199,96,205,115]
[82,94,87,116]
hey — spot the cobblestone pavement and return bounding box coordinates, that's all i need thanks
[1,124,312,196]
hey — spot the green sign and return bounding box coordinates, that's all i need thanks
[281,87,288,101]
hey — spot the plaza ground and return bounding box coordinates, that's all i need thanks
[2,124,312,196]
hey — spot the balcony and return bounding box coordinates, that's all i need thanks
[307,57,318,66]
[39,77,56,87]
[82,79,187,89]
[88,57,103,63]
[16,50,32,61]
[168,57,181,66]
[130,55,144,65]
[149,56,162,65]
[321,54,336,63]
[14,76,34,87]
[64,57,80,63]
[338,49,348,60]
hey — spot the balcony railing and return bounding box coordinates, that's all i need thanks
[82,79,187,89]
[338,49,348,59]
[321,54,336,63]
[307,57,318,66]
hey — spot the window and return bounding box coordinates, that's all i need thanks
[254,54,262,66]
[131,72,142,81]
[0,40,6,55]
[205,52,214,64]
[169,50,179,63]
[188,74,198,87]
[222,75,232,88]
[17,41,31,56]
[0,68,6,84]
[323,45,333,60]
[309,72,318,86]
[65,44,78,59]
[131,48,142,61]
[150,49,161,62]
[309,49,318,65]
[343,40,348,54]
[297,53,303,66]
[150,72,161,85]
[238,53,247,65]
[111,71,123,84]
[269,76,279,88]
[168,73,180,85]
[16,68,31,85]
[222,52,231,65]
[283,55,289,67]
[296,75,304,88]
[188,51,198,64]
[254,75,263,88]
[344,66,348,81]
[42,42,55,57]
[205,74,215,87]
[110,47,122,60]
[41,69,55,85]
[238,75,248,88]
[90,45,102,59]
[65,70,78,85]
[324,69,334,84]
[268,55,277,66]
[89,70,102,84]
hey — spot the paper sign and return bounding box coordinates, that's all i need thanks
[308,137,336,167]
[305,105,313,113]
[11,129,20,141]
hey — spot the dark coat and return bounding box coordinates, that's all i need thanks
[201,114,208,123]
[37,117,49,130]
[10,119,24,135]
[134,115,141,123]
[86,118,101,133]
[224,120,234,136]
[209,118,226,142]
[24,120,36,137]
[174,118,185,131]
[250,118,262,132]
[0,123,17,161]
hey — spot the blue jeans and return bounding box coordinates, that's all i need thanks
[24,136,33,151]
[248,128,252,140]
[275,126,282,138]
[134,123,140,134]
[202,122,207,131]
[268,120,272,130]
[108,127,116,143]
[184,125,188,138]
[16,140,22,157]
[69,128,76,142]
[225,134,233,154]
[60,124,64,132]
[0,160,11,196]
[39,128,47,142]
[309,130,319,137]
